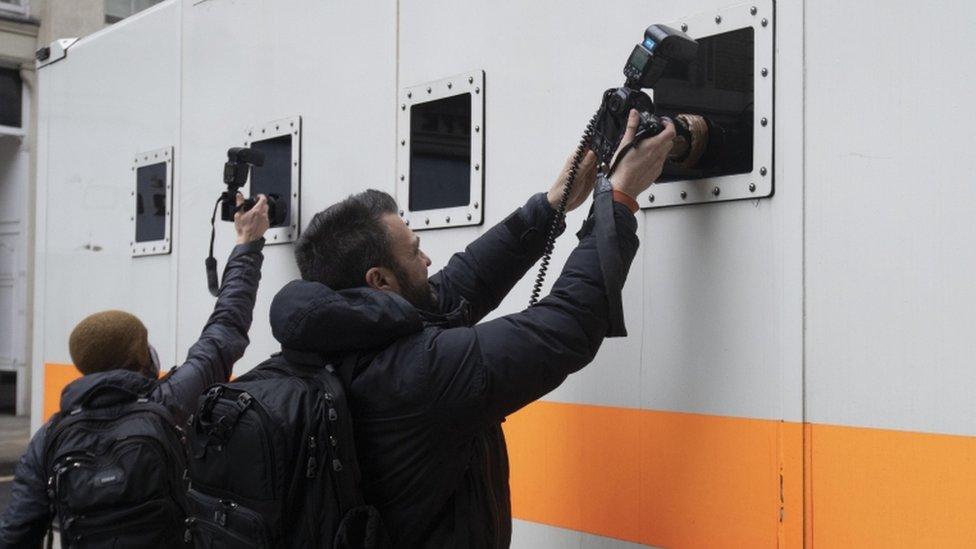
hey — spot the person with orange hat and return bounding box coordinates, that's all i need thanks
[0,194,271,548]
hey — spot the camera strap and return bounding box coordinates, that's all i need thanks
[205,195,222,297]
[592,174,628,337]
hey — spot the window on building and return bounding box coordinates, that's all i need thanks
[408,93,472,212]
[0,68,23,129]
[105,0,164,24]
[135,162,168,243]
[654,27,755,182]
[396,71,485,230]
[0,0,28,15]
[0,372,15,415]
[249,135,294,229]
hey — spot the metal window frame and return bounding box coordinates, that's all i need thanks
[0,69,26,137]
[397,70,485,231]
[104,0,162,21]
[130,146,174,257]
[643,0,775,210]
[243,115,302,245]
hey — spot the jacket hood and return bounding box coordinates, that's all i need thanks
[270,280,424,354]
[60,369,156,412]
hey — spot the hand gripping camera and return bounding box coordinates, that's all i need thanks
[205,147,287,297]
[529,24,698,305]
[220,147,286,226]
[588,25,699,167]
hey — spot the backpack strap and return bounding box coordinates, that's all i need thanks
[192,386,254,458]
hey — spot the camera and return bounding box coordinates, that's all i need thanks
[588,24,698,166]
[206,147,286,297]
[531,24,699,306]
[221,147,287,226]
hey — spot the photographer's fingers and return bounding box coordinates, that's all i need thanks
[566,150,598,210]
[641,119,676,152]
[644,121,676,181]
[636,120,675,168]
[580,149,597,174]
[233,193,244,223]
[621,109,640,145]
[579,150,598,190]
[610,110,642,170]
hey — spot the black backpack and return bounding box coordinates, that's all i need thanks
[43,377,188,548]
[184,350,386,548]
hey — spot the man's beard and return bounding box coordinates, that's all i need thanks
[394,271,438,312]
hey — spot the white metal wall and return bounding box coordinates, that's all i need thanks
[31,1,182,432]
[176,0,398,372]
[32,0,805,546]
[33,0,976,547]
[800,3,976,545]
[805,0,976,437]
[395,1,803,546]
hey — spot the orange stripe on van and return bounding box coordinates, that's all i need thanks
[505,401,976,548]
[807,422,976,548]
[503,401,803,548]
[43,362,81,421]
[43,364,976,546]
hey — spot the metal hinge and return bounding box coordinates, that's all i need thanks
[36,38,78,69]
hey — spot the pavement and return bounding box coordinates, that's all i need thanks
[0,414,30,513]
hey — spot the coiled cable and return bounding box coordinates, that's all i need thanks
[529,110,600,305]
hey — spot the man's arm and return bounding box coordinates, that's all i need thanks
[431,152,598,323]
[424,111,674,424]
[153,195,269,425]
[0,429,51,549]
[424,202,639,424]
[430,193,559,323]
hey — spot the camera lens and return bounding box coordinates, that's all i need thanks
[266,195,287,226]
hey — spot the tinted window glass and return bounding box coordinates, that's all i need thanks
[0,371,15,415]
[0,68,22,128]
[654,27,754,181]
[249,135,292,228]
[409,93,471,211]
[135,162,167,242]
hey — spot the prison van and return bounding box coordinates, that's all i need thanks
[29,0,976,547]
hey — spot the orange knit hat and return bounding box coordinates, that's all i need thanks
[68,310,150,375]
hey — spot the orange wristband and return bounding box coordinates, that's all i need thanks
[612,190,639,214]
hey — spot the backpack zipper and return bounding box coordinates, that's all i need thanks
[306,434,318,478]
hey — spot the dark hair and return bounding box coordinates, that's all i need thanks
[295,189,399,290]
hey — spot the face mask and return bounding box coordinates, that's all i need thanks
[147,344,161,378]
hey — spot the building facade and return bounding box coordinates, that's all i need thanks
[0,0,162,415]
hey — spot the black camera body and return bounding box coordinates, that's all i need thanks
[530,23,702,308]
[588,24,698,165]
[221,147,286,226]
[590,87,660,164]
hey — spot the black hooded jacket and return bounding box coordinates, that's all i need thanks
[0,240,264,548]
[270,194,640,548]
